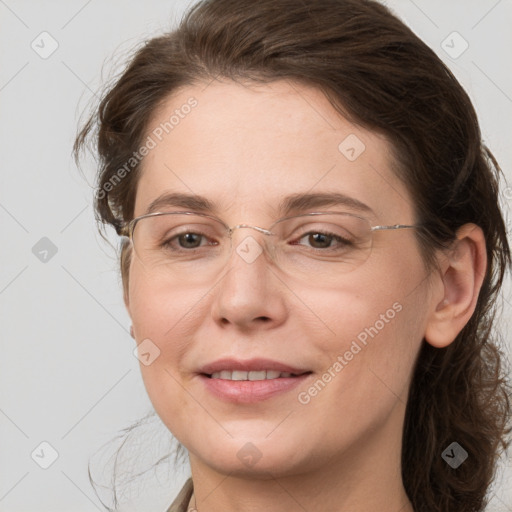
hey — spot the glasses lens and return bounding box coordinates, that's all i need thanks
[132,213,229,282]
[270,212,373,281]
[131,212,373,286]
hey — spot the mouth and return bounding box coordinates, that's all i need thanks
[198,370,313,404]
[203,370,312,380]
[197,358,314,403]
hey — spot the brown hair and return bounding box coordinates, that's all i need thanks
[75,1,512,510]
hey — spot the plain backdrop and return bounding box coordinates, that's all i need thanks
[0,0,511,511]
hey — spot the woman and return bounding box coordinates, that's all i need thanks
[75,0,511,511]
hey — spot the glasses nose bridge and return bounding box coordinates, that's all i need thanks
[229,223,273,237]
[226,223,276,257]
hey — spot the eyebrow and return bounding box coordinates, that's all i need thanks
[144,191,374,217]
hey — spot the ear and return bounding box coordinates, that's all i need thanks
[123,281,130,311]
[120,240,132,313]
[424,223,487,348]
[121,245,135,340]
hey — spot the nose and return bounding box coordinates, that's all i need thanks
[209,226,288,331]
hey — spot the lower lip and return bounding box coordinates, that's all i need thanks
[199,373,312,403]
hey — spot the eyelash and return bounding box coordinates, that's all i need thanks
[161,229,352,252]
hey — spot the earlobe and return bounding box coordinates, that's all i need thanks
[424,223,487,348]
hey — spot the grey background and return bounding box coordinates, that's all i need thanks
[0,0,511,511]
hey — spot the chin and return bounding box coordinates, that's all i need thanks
[189,434,314,478]
[201,452,305,479]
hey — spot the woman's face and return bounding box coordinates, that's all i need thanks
[126,79,435,477]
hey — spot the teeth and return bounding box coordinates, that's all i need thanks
[210,370,296,380]
[248,371,266,381]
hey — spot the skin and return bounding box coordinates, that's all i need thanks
[123,79,487,512]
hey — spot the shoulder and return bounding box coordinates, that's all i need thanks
[165,477,194,512]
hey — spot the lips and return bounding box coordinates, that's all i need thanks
[198,357,311,377]
[197,358,313,402]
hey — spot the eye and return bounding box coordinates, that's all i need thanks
[176,232,205,249]
[293,231,353,250]
[161,231,217,251]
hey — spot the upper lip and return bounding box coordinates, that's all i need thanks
[199,358,311,376]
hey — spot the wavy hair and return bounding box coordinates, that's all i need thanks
[74,1,512,510]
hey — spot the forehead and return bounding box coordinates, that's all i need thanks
[134,79,414,223]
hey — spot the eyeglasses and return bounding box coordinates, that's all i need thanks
[120,211,419,286]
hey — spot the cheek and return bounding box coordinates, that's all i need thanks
[128,260,206,339]
[316,289,417,385]
[302,257,429,409]
[290,296,423,457]
[127,265,207,409]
